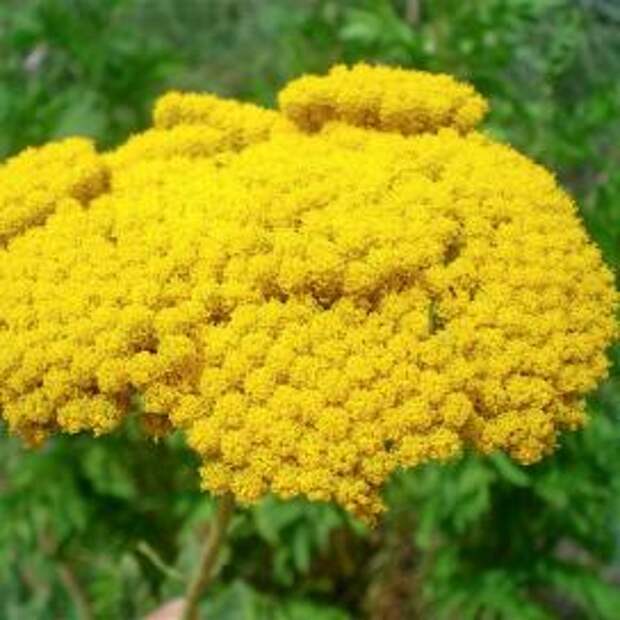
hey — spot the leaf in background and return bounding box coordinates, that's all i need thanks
[51,89,106,142]
[490,453,531,487]
[202,580,265,620]
[82,443,137,500]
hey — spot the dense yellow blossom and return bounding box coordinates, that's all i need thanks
[279,63,488,134]
[0,137,107,245]
[153,91,284,146]
[0,64,616,520]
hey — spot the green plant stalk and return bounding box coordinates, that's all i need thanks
[57,560,94,620]
[182,493,235,620]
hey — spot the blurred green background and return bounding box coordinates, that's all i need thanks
[1,1,619,618]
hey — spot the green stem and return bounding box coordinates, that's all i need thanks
[57,561,94,620]
[182,493,235,620]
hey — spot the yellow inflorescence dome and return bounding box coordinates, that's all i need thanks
[0,64,616,520]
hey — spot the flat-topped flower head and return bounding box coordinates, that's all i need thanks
[0,64,616,521]
[278,63,488,134]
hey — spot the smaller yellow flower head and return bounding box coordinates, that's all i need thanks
[0,64,616,521]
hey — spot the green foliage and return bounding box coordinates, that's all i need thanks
[385,398,620,619]
[1,1,619,618]
[0,0,177,156]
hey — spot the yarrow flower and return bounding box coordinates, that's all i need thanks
[0,64,616,521]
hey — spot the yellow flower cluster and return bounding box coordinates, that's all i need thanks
[279,63,488,134]
[0,137,107,245]
[0,64,616,520]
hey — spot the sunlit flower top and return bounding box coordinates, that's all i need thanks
[0,64,616,520]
